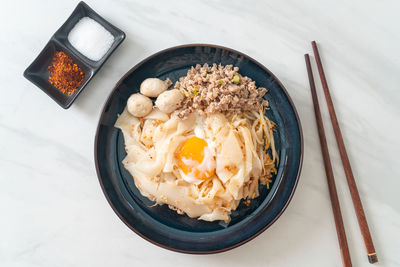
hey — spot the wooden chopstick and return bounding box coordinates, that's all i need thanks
[305,54,352,267]
[311,41,378,264]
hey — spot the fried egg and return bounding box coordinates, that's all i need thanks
[176,136,216,184]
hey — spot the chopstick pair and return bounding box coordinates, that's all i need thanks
[305,41,378,266]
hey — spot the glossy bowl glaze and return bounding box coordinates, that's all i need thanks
[94,44,303,253]
[23,1,125,109]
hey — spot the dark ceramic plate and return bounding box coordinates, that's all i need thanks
[94,44,303,254]
[23,1,125,109]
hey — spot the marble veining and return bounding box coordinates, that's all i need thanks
[1,0,399,266]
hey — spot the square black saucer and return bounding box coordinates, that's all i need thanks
[23,1,126,109]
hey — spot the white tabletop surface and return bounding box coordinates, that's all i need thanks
[1,1,399,266]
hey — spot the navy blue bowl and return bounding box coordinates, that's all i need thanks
[94,44,303,253]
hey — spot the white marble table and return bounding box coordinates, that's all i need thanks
[1,0,399,266]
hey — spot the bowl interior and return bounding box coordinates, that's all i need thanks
[95,45,302,253]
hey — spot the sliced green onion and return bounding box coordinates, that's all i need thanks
[233,74,240,84]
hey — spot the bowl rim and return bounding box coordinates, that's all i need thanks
[94,43,304,254]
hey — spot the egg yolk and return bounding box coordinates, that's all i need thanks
[176,136,215,181]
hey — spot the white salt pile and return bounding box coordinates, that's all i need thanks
[68,17,115,61]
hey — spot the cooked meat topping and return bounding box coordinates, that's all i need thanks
[174,64,268,118]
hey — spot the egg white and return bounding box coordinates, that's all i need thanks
[178,142,216,184]
[177,115,217,184]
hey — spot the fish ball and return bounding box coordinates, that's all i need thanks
[140,78,172,97]
[155,89,184,113]
[127,93,153,117]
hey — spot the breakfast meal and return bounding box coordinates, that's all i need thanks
[115,63,278,222]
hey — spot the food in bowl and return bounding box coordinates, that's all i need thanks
[115,64,277,222]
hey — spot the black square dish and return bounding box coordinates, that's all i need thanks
[23,1,125,109]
